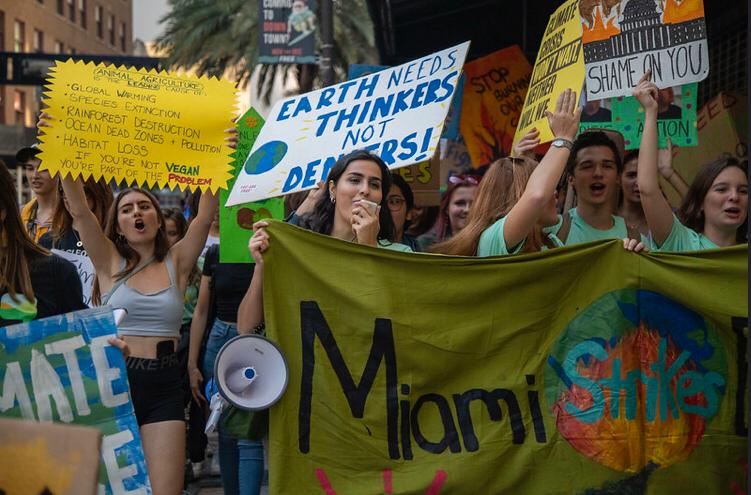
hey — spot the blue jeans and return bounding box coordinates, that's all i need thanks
[218,434,264,495]
[202,320,264,494]
[202,319,239,382]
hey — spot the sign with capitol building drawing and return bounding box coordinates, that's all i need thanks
[580,0,708,100]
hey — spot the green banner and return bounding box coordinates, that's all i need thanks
[219,108,285,263]
[263,221,748,494]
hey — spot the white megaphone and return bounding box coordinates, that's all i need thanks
[205,334,288,433]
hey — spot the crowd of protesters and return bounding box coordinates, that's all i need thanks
[0,78,747,495]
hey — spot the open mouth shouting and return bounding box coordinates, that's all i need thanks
[590,182,607,196]
[724,207,742,220]
[134,218,146,232]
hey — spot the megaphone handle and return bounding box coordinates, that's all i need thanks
[205,394,226,434]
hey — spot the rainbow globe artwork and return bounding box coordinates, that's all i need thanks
[545,289,727,476]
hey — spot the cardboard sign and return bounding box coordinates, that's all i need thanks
[514,0,585,148]
[581,0,709,100]
[0,417,101,495]
[263,221,747,493]
[0,307,150,494]
[579,82,698,150]
[439,135,473,188]
[38,60,237,192]
[396,151,441,207]
[220,108,285,263]
[226,42,470,205]
[461,45,533,167]
[259,0,317,64]
[668,92,748,204]
[51,248,95,307]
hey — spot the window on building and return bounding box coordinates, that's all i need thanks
[79,0,87,28]
[13,20,25,52]
[14,91,26,125]
[120,22,126,51]
[57,0,64,15]
[33,29,44,52]
[95,5,103,38]
[108,14,115,46]
[54,40,64,53]
[68,0,76,22]
[0,11,5,51]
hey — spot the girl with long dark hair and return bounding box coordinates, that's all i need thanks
[236,149,412,332]
[0,160,86,326]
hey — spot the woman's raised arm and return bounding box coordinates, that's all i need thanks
[59,176,118,274]
[502,88,581,249]
[634,71,675,245]
[172,189,218,283]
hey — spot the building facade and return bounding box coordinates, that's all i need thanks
[0,0,132,164]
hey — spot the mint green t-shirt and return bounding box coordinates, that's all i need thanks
[653,215,719,252]
[478,216,565,257]
[377,239,413,252]
[478,217,524,257]
[553,208,628,245]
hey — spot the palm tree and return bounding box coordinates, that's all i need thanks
[154,0,379,104]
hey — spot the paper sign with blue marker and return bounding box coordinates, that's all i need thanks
[0,307,150,494]
[226,42,470,206]
[348,64,464,141]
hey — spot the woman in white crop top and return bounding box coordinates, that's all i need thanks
[60,175,218,494]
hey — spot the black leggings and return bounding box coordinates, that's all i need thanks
[126,354,185,426]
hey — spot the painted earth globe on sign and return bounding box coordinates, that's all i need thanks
[243,140,288,175]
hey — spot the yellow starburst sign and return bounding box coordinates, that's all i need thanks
[38,60,238,192]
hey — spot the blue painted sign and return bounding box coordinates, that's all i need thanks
[0,307,150,494]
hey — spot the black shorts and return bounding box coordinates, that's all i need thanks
[126,353,185,426]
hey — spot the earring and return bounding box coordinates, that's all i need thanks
[330,195,336,204]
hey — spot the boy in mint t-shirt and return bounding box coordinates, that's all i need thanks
[552,131,628,245]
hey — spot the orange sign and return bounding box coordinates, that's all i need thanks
[459,45,532,168]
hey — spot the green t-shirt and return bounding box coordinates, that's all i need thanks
[181,280,199,326]
[377,239,413,253]
[553,208,628,245]
[478,217,524,257]
[478,217,565,257]
[653,215,719,252]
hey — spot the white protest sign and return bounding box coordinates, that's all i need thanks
[226,42,470,205]
[52,249,95,307]
[581,0,709,100]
